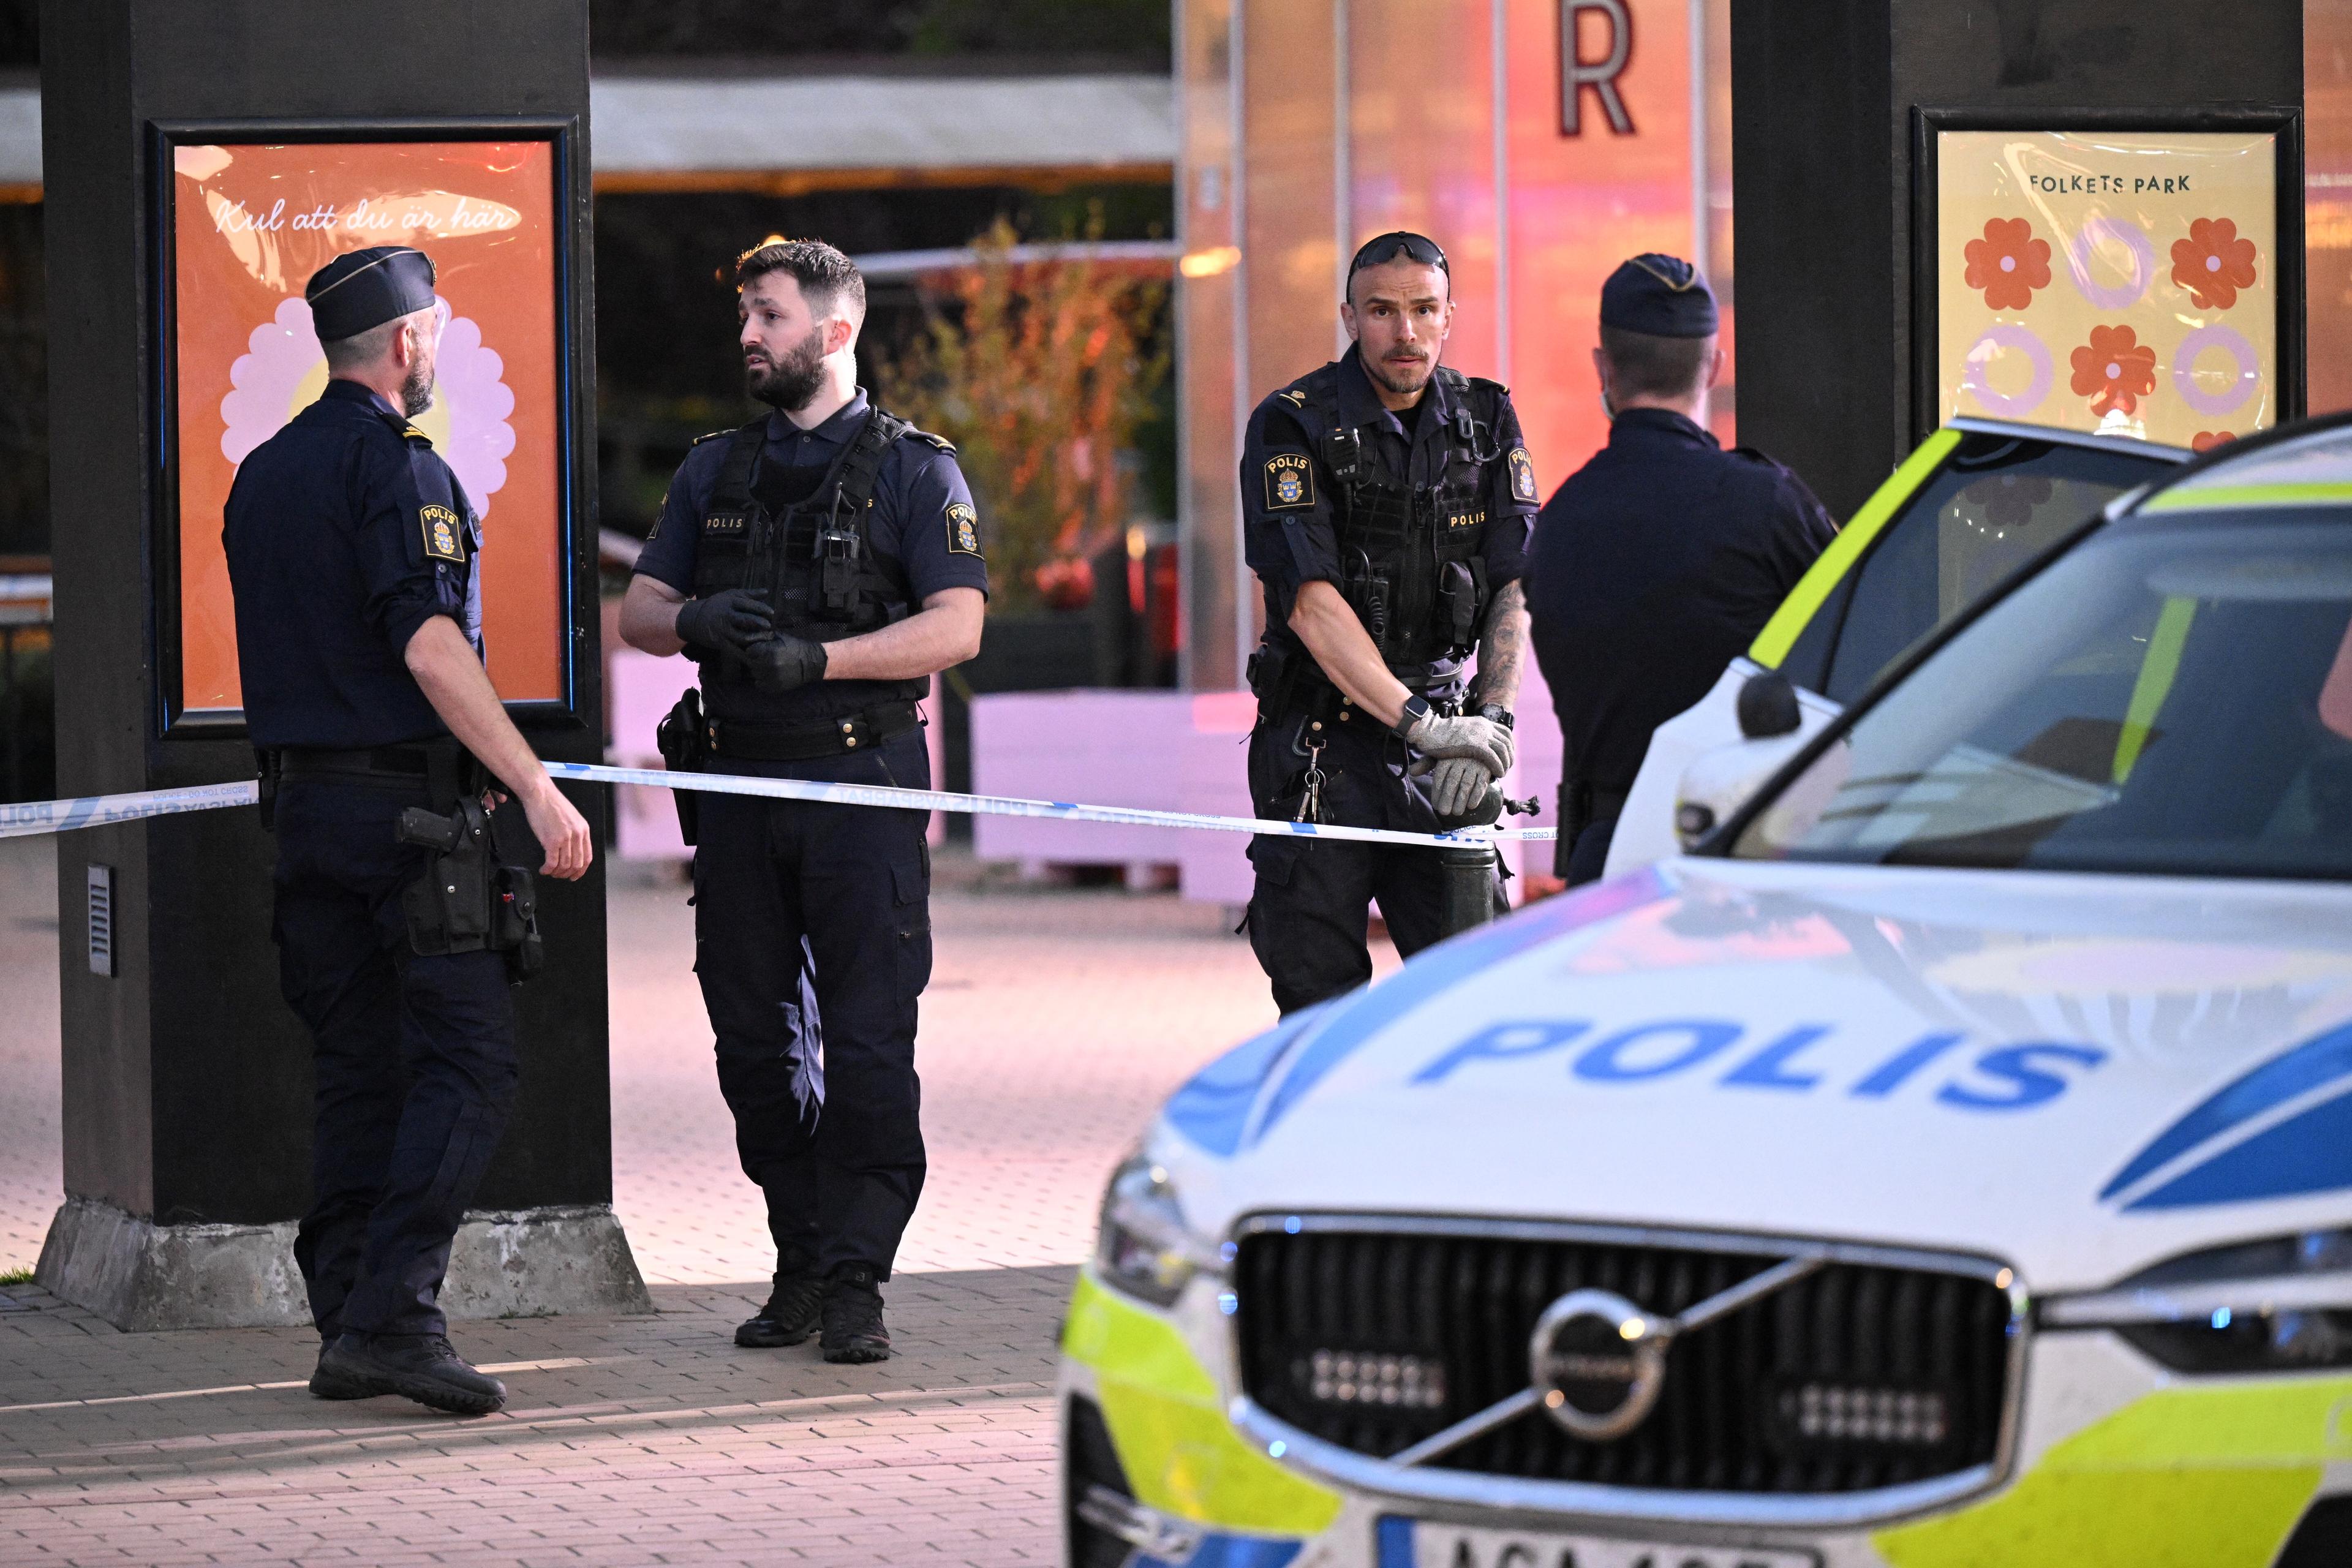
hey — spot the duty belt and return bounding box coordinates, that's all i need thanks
[276,745,435,784]
[703,700,921,763]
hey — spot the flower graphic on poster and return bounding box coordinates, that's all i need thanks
[220,294,517,514]
[1962,218,2052,311]
[2068,325,2158,418]
[2169,217,2258,311]
[2192,430,2237,453]
[1963,473,2052,530]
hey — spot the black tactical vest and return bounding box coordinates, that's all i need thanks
[688,405,933,715]
[1284,363,1507,690]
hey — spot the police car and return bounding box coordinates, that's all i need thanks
[1060,417,2352,1568]
[1606,417,2188,876]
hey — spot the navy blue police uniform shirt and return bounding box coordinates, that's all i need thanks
[1528,407,1838,790]
[224,379,481,750]
[1240,345,1535,680]
[633,390,990,731]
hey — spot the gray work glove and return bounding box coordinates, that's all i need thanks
[1403,710,1515,777]
[674,589,774,655]
[1414,755,1499,821]
[744,633,829,694]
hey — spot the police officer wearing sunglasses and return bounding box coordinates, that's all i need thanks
[1238,231,1538,1014]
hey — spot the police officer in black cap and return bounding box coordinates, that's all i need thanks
[619,239,986,1363]
[1238,231,1537,1015]
[224,244,594,1417]
[1528,254,1837,885]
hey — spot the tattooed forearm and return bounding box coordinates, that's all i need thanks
[1472,579,1528,710]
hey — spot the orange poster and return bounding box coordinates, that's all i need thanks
[167,138,567,719]
[1936,129,2280,450]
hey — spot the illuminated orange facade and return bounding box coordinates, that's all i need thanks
[1177,0,1732,687]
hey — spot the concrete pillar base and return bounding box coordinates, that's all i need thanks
[36,1197,654,1332]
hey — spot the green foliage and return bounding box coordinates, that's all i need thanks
[878,215,1169,613]
[0,1265,34,1287]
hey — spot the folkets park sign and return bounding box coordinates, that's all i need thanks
[1923,119,2299,451]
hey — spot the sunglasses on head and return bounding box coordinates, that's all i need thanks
[1348,232,1449,276]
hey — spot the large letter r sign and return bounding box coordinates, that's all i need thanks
[1561,0,1634,136]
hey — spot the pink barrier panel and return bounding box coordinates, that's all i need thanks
[970,679,1563,903]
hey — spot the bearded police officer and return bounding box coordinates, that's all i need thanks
[1239,231,1537,1015]
[619,240,986,1363]
[224,246,595,1417]
[1528,255,1837,885]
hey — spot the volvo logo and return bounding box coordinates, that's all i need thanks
[1527,1289,1678,1441]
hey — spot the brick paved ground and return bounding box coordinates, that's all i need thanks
[0,834,1401,1565]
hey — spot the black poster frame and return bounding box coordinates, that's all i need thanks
[145,116,587,739]
[1910,106,2305,451]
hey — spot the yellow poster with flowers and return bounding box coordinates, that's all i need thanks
[1936,130,2277,453]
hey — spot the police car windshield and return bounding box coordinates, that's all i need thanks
[1733,511,2352,880]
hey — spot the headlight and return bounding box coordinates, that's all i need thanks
[2042,1227,2352,1373]
[1094,1155,1222,1308]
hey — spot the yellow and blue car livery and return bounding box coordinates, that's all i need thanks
[1059,422,2352,1568]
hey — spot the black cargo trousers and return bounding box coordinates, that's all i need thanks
[690,727,933,1280]
[271,778,519,1343]
[1243,707,1475,1017]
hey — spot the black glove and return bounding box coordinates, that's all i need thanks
[674,589,774,654]
[744,633,829,693]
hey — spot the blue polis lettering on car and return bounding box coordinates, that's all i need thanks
[1410,1019,2107,1112]
[2103,1019,2352,1211]
[1161,869,1676,1158]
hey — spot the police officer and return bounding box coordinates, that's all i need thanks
[1528,254,1837,885]
[224,245,595,1417]
[1239,231,1537,1015]
[618,239,986,1363]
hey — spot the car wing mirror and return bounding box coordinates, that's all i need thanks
[1674,673,1815,849]
[1735,669,1801,739]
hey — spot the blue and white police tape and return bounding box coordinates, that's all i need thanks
[1,764,1556,848]
[0,780,260,840]
[546,761,1556,849]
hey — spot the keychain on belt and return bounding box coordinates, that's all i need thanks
[1295,736,1329,825]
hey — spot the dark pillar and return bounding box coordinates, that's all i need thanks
[1733,0,2304,521]
[35,0,646,1329]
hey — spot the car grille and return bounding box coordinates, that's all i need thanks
[1233,1223,2015,1495]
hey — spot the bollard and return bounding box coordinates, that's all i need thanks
[1436,843,1500,938]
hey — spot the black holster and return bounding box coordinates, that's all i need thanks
[396,794,544,982]
[254,748,281,832]
[656,688,708,845]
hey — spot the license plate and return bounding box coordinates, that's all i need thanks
[1384,1519,1820,1568]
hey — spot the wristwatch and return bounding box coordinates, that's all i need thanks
[1479,704,1515,729]
[1392,693,1432,737]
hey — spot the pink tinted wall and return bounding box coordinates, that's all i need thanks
[1180,0,1727,681]
[1347,0,1503,380]
[1504,0,1701,497]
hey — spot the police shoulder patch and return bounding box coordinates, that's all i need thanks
[1263,452,1316,511]
[1278,388,1306,407]
[909,430,959,455]
[689,428,733,447]
[1506,446,1538,504]
[419,503,467,564]
[945,502,982,556]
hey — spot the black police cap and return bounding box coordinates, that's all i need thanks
[304,246,437,343]
[1599,253,1718,338]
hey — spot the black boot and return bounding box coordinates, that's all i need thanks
[820,1264,892,1364]
[308,1338,374,1400]
[319,1332,508,1416]
[735,1267,825,1349]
